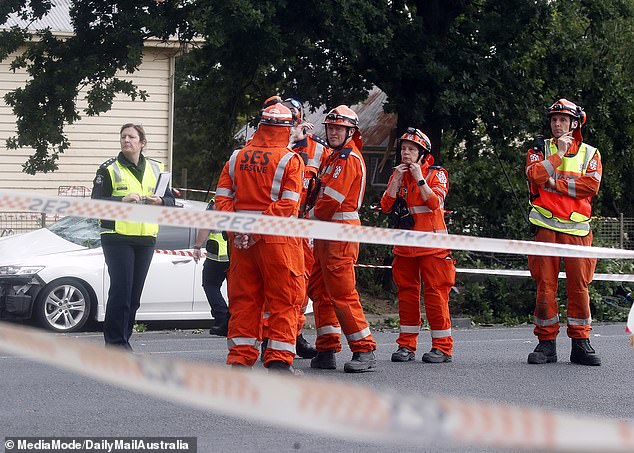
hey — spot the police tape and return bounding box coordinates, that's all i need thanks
[174,187,214,194]
[155,249,197,257]
[1,190,634,260]
[156,253,634,283]
[354,263,634,282]
[0,321,633,452]
[455,267,634,282]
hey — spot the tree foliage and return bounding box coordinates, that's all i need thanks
[2,0,634,227]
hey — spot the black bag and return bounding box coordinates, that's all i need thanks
[302,175,321,217]
[388,196,414,230]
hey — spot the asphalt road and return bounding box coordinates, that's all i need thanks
[1,323,632,453]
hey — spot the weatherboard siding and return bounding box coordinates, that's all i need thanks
[0,47,174,195]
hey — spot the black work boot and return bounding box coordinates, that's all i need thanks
[422,348,452,363]
[259,339,268,363]
[391,347,415,362]
[344,351,377,373]
[527,340,557,364]
[310,350,337,370]
[570,338,601,366]
[267,360,303,376]
[296,334,318,359]
[209,320,228,337]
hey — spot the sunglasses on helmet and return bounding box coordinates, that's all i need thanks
[284,98,303,110]
[549,102,581,116]
[549,103,571,112]
[406,127,425,139]
[325,113,357,124]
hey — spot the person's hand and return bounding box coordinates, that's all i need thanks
[393,163,408,180]
[234,233,256,250]
[408,162,423,182]
[122,193,142,203]
[292,121,314,141]
[144,194,163,205]
[547,177,556,189]
[556,131,573,156]
[192,248,202,263]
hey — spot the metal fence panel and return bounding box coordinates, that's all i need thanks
[593,215,634,250]
[0,212,46,236]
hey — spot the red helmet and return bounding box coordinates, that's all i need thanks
[547,98,586,126]
[262,95,283,110]
[399,127,431,153]
[259,103,294,127]
[323,105,359,128]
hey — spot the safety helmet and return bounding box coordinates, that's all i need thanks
[547,98,586,127]
[259,103,294,127]
[399,127,431,153]
[323,105,359,128]
[282,98,303,124]
[262,95,283,110]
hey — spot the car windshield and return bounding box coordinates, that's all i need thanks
[47,216,101,249]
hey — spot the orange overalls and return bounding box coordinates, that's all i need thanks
[294,134,331,330]
[307,142,376,354]
[215,125,305,367]
[380,166,455,356]
[526,139,602,340]
[261,134,331,337]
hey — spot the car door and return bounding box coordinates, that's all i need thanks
[137,225,197,315]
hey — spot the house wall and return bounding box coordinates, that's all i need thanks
[0,46,175,195]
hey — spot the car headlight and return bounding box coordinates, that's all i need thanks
[0,265,45,276]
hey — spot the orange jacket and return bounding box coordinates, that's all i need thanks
[380,164,450,257]
[215,125,304,220]
[526,138,601,222]
[308,141,365,224]
[292,133,331,210]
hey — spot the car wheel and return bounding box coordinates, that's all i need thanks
[35,278,93,332]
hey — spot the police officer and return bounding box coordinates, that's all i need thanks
[92,123,175,350]
[192,199,230,336]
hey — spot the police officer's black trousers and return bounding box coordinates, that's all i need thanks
[202,258,229,327]
[102,240,154,348]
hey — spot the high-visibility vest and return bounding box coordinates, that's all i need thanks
[529,139,598,236]
[206,231,229,262]
[102,158,162,237]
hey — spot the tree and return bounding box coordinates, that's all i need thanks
[0,0,194,173]
[2,0,634,227]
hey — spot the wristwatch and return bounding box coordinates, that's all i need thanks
[417,178,426,186]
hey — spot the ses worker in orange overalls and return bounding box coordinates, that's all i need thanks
[307,105,377,373]
[284,97,331,358]
[380,128,455,363]
[526,98,602,366]
[214,102,305,374]
[260,97,329,359]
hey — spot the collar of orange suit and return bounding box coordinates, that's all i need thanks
[250,124,291,148]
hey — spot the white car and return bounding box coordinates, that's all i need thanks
[0,200,225,332]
